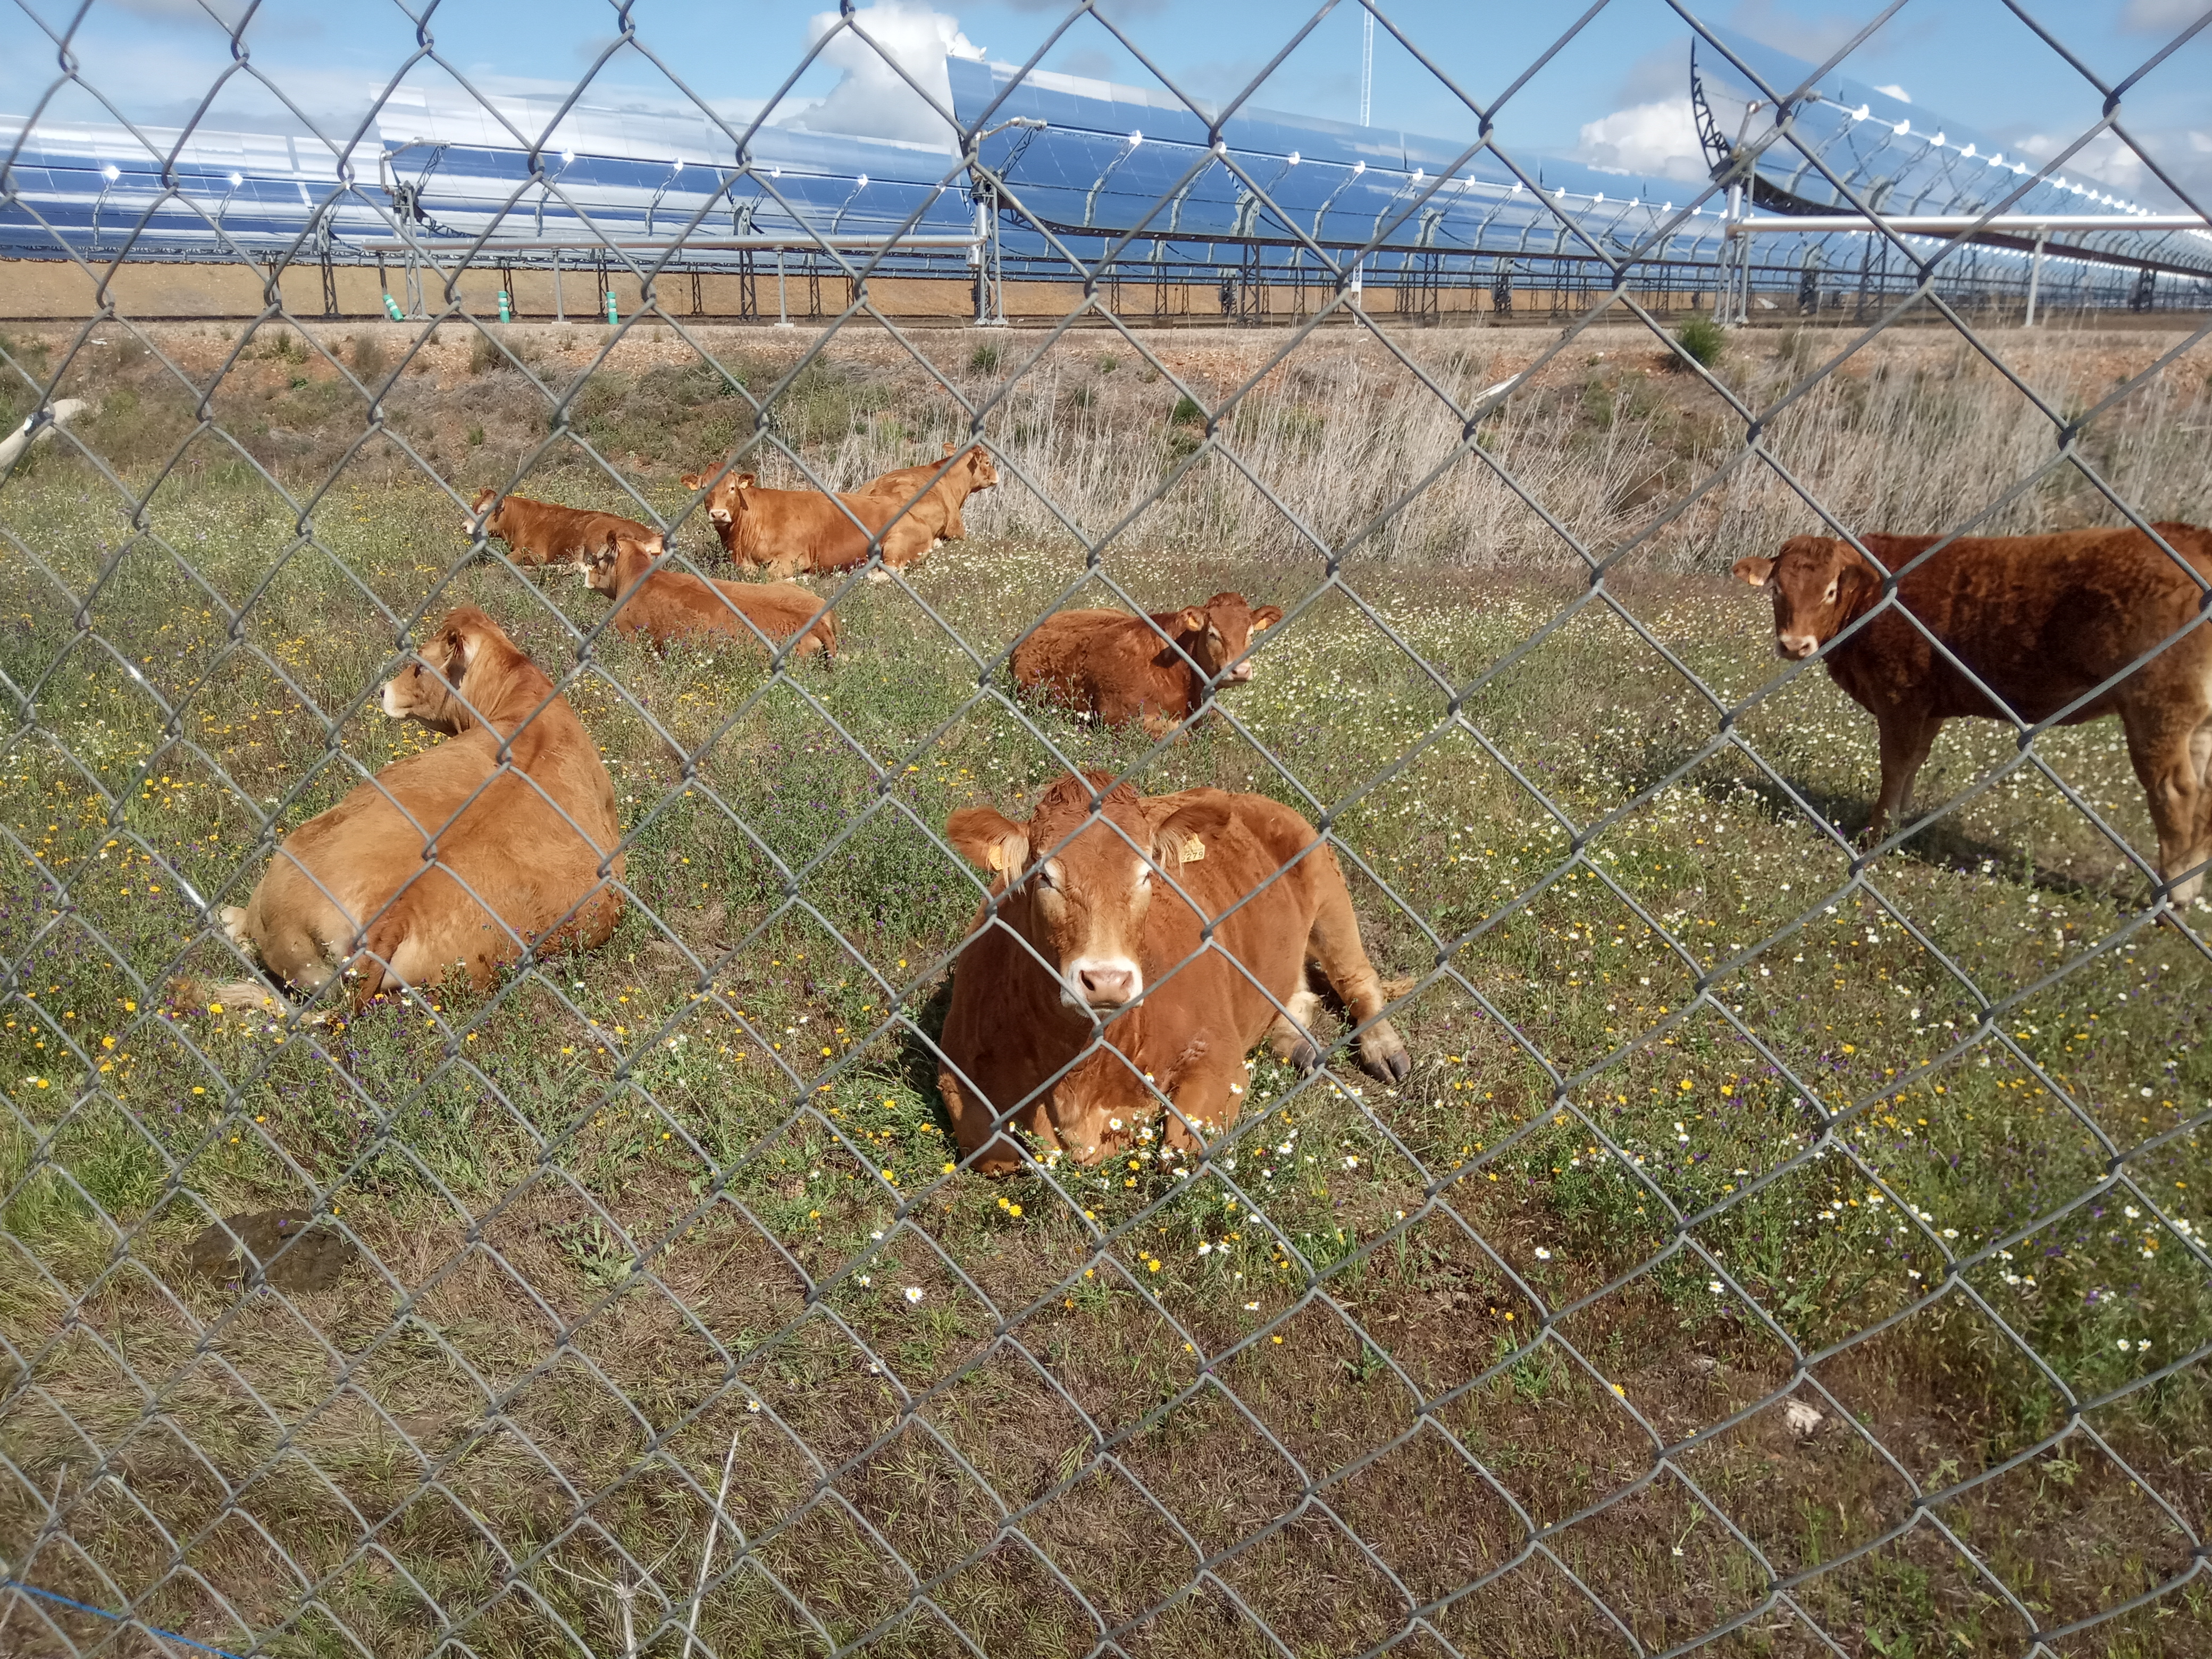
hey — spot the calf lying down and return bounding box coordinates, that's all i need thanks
[1013,591,1280,736]
[936,772,1411,1174]
[215,606,626,1009]
[1736,521,2212,907]
[580,534,837,658]
[467,488,656,568]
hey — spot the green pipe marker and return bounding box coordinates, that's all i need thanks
[497,290,512,323]
[604,290,618,325]
[381,293,405,321]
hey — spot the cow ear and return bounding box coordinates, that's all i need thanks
[946,807,1029,877]
[1250,605,1282,632]
[1144,794,1231,867]
[1732,556,1775,587]
[680,472,702,491]
[734,472,757,491]
[1177,607,1206,633]
[1838,548,1884,606]
[434,627,473,682]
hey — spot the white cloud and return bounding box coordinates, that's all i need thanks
[2012,128,2149,192]
[1575,98,1709,183]
[791,3,983,148]
[1872,83,1910,103]
[2121,0,2206,30]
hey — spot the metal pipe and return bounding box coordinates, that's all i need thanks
[2026,230,2045,328]
[356,234,982,253]
[1727,213,2208,234]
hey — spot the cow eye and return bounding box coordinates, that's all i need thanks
[1823,582,1838,605]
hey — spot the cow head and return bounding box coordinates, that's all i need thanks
[579,532,664,594]
[681,470,754,527]
[1170,592,1282,684]
[464,486,499,539]
[960,445,1000,495]
[946,772,1230,1016]
[1733,536,1883,660]
[380,606,506,734]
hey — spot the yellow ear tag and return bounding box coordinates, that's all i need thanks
[986,844,1011,873]
[1175,833,1205,864]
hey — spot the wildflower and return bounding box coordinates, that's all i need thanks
[1707,1279,1723,1294]
[1532,1246,1552,1261]
[904,1287,924,1304]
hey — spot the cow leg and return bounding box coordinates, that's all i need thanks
[1866,711,1939,846]
[1265,985,1324,1071]
[940,1064,1063,1175]
[2190,715,2212,907]
[1161,1056,1242,1153]
[1303,849,1411,1084]
[2121,698,2210,910]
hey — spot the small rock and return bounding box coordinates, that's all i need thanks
[1782,1400,1825,1438]
[1685,1353,1718,1376]
[186,1210,356,1292]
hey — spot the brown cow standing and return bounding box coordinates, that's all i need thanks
[466,488,656,568]
[937,771,1411,1173]
[1734,522,2212,906]
[218,607,626,1005]
[851,443,1000,542]
[1012,592,1283,736]
[580,534,837,659]
[675,469,935,579]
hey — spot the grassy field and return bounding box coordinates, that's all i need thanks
[0,314,2208,1658]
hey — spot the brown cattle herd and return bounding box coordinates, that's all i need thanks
[212,445,2212,1170]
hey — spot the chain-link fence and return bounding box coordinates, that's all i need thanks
[3,4,2210,1656]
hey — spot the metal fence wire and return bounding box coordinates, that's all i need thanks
[2,3,2210,1657]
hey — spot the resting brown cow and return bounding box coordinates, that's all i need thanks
[579,533,837,659]
[1734,522,2212,906]
[1012,592,1282,736]
[217,606,625,1005]
[851,442,999,542]
[676,469,934,579]
[466,488,656,569]
[937,771,1411,1173]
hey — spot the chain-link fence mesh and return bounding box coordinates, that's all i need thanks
[3,4,2210,1656]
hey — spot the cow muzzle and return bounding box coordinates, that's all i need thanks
[1778,633,1818,661]
[378,681,405,718]
[707,506,731,525]
[1065,957,1142,1011]
[1229,661,1255,683]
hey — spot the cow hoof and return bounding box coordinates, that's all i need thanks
[1358,1023,1411,1085]
[866,568,892,585]
[219,906,251,950]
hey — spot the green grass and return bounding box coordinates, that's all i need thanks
[0,331,2207,1658]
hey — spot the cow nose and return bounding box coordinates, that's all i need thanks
[1230,662,1254,683]
[1779,634,1816,660]
[1075,963,1138,1007]
[708,507,730,524]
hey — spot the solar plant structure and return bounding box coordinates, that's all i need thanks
[5,26,2205,324]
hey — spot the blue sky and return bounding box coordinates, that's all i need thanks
[7,1,2209,204]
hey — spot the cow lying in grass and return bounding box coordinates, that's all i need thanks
[216,607,625,1007]
[1012,592,1281,737]
[936,771,1411,1174]
[467,488,657,569]
[677,469,935,580]
[579,534,838,659]
[1735,522,2212,907]
[852,442,999,543]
